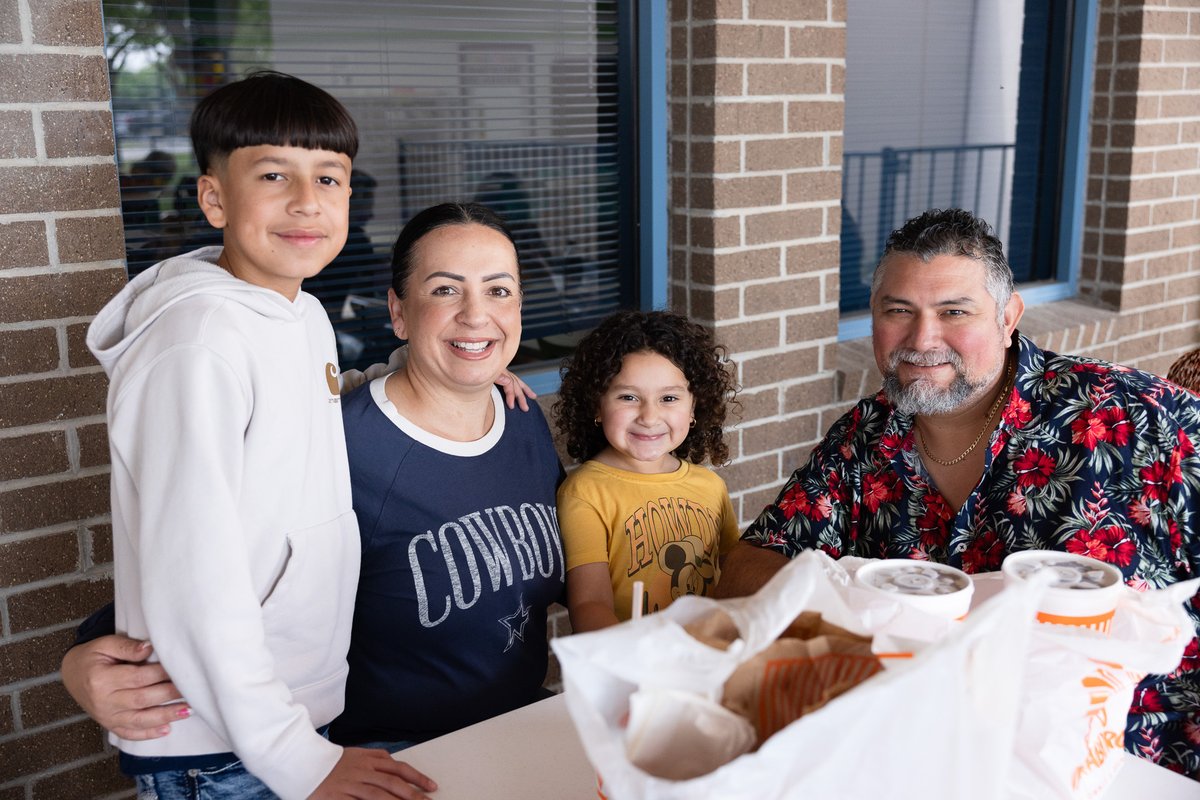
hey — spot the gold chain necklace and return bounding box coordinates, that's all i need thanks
[917,359,1015,467]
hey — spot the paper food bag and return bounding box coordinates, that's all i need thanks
[1008,577,1199,800]
[552,551,1045,800]
[718,611,883,745]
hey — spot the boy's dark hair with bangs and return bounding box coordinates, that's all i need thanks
[190,70,358,174]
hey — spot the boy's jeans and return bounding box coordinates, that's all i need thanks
[134,759,273,800]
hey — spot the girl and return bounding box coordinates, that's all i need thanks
[554,310,740,632]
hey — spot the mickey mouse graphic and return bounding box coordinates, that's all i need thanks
[661,533,718,600]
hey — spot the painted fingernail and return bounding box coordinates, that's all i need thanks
[157,726,171,736]
[176,707,192,719]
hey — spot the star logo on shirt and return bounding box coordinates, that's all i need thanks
[499,595,531,653]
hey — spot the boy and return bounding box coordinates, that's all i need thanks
[85,72,435,799]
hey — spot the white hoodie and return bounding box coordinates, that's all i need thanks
[87,247,359,798]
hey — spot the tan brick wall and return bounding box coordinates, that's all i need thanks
[0,0,1197,790]
[0,0,131,795]
[670,0,846,524]
[1082,0,1200,377]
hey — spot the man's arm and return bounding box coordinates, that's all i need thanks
[714,542,789,598]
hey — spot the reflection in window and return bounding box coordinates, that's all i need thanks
[104,1,630,372]
[840,0,1070,314]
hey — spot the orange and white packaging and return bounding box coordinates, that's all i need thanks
[1006,572,1198,800]
[552,550,1045,800]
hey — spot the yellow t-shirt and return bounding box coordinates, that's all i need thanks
[557,459,741,621]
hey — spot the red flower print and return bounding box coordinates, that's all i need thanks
[1131,687,1164,714]
[1178,636,1198,675]
[1066,530,1110,562]
[879,432,905,457]
[1070,409,1109,450]
[1006,489,1028,517]
[922,492,953,524]
[1102,527,1136,567]
[862,470,900,513]
[1184,720,1200,748]
[1013,448,1055,489]
[1177,428,1195,459]
[1129,499,1154,527]
[961,531,1003,573]
[1071,363,1111,376]
[819,543,841,559]
[1098,407,1132,446]
[1066,526,1135,567]
[827,470,847,503]
[845,407,862,437]
[1128,576,1151,593]
[916,493,953,548]
[777,485,811,520]
[989,429,1010,458]
[1136,730,1161,762]
[1002,395,1032,429]
[810,494,833,521]
[1140,459,1177,504]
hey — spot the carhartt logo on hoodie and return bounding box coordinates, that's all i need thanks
[325,363,340,398]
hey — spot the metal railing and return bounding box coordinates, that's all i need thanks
[840,142,1016,310]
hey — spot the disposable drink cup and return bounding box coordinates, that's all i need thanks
[854,559,974,620]
[1001,550,1123,635]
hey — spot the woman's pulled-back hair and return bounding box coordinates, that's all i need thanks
[190,70,359,174]
[390,202,519,298]
[553,310,738,466]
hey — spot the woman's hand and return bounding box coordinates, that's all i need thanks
[495,370,538,411]
[60,635,189,740]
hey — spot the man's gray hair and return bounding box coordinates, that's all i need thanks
[870,208,1014,319]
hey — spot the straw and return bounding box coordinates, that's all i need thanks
[632,580,644,621]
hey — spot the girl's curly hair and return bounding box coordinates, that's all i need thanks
[553,310,738,466]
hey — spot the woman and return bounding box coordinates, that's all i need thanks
[62,204,565,753]
[333,202,564,747]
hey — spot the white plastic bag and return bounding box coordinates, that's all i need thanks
[552,551,1045,800]
[1006,576,1199,800]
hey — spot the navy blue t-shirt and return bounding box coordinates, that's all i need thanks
[331,378,565,745]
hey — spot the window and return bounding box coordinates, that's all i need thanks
[839,0,1091,328]
[103,0,640,374]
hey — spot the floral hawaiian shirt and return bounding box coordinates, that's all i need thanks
[743,332,1200,778]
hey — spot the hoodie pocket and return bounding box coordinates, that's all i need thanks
[259,511,360,693]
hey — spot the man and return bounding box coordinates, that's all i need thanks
[719,208,1200,778]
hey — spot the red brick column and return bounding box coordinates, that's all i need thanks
[0,0,131,794]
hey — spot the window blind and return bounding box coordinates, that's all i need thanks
[104,0,629,372]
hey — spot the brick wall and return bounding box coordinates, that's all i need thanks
[669,0,846,524]
[1081,0,1200,377]
[0,0,1197,792]
[0,1,131,797]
